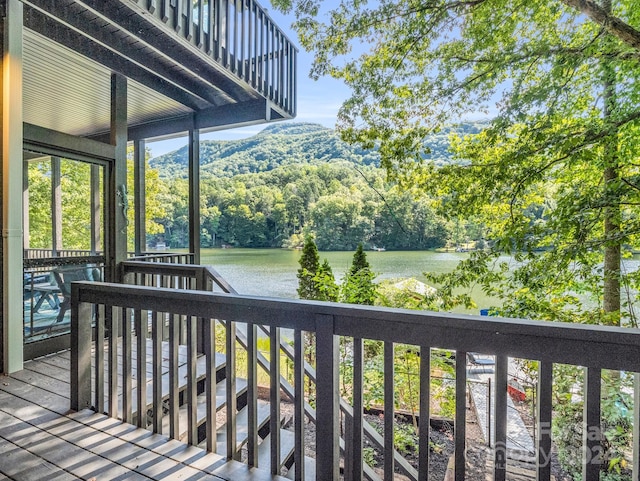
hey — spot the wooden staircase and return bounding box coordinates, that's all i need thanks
[109,339,301,477]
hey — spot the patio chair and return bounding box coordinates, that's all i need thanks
[52,266,102,324]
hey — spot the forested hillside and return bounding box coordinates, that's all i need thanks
[147,122,485,250]
[150,122,482,178]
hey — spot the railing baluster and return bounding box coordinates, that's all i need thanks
[279,32,284,105]
[226,320,238,459]
[247,322,258,466]
[418,346,431,480]
[95,304,105,413]
[135,306,147,428]
[583,367,602,481]
[494,355,508,481]
[247,0,253,84]
[207,0,214,54]
[455,350,467,481]
[175,0,183,34]
[224,0,231,68]
[294,329,305,481]
[205,318,217,453]
[152,310,163,433]
[270,22,275,99]
[315,314,339,480]
[350,337,364,481]
[293,47,297,115]
[122,307,133,423]
[537,360,552,481]
[238,0,244,77]
[186,0,193,41]
[169,313,180,439]
[148,0,157,14]
[161,0,169,22]
[215,0,222,61]
[270,326,282,474]
[634,373,640,481]
[384,340,395,479]
[264,18,269,95]
[187,315,198,445]
[197,0,204,47]
[108,305,118,417]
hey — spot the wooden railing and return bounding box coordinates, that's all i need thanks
[121,261,412,479]
[24,248,104,270]
[127,252,196,265]
[70,275,640,481]
[130,0,297,116]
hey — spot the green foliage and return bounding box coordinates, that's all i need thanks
[341,244,377,305]
[28,159,95,250]
[297,235,321,300]
[152,120,481,180]
[314,259,339,302]
[273,2,640,474]
[148,123,466,251]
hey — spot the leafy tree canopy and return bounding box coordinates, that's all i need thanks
[274,0,640,327]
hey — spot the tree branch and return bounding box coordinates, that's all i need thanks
[560,0,640,51]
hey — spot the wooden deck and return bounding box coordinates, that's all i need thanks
[0,352,288,481]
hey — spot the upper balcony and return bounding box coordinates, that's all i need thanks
[22,0,296,141]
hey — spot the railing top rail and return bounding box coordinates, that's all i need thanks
[24,255,105,269]
[73,281,640,372]
[121,259,237,294]
[121,260,201,277]
[203,265,238,294]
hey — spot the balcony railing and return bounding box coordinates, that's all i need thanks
[70,270,640,481]
[131,0,297,116]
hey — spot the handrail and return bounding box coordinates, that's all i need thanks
[71,280,640,481]
[128,0,297,117]
[127,252,196,264]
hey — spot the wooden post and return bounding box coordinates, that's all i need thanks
[537,361,553,481]
[133,139,146,256]
[188,129,200,263]
[494,355,508,481]
[107,73,127,282]
[90,164,101,255]
[315,314,339,480]
[583,367,602,481]
[0,0,24,373]
[70,285,92,411]
[22,160,28,250]
[51,156,62,255]
[454,351,467,481]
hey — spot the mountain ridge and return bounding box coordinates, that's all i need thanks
[149,121,483,178]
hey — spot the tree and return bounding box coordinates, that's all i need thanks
[297,235,321,300]
[342,243,377,305]
[314,259,340,302]
[273,0,640,326]
[274,0,640,474]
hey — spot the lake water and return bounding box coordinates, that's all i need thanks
[200,248,496,312]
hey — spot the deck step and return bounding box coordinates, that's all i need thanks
[208,400,272,452]
[106,339,227,415]
[161,377,248,440]
[285,456,316,480]
[258,429,296,473]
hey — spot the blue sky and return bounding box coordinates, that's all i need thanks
[148,2,349,158]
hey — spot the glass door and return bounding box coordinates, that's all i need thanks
[23,150,106,359]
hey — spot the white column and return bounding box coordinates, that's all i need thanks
[2,0,24,373]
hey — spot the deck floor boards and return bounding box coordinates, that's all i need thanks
[0,349,289,481]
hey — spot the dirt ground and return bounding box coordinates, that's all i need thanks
[280,399,490,480]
